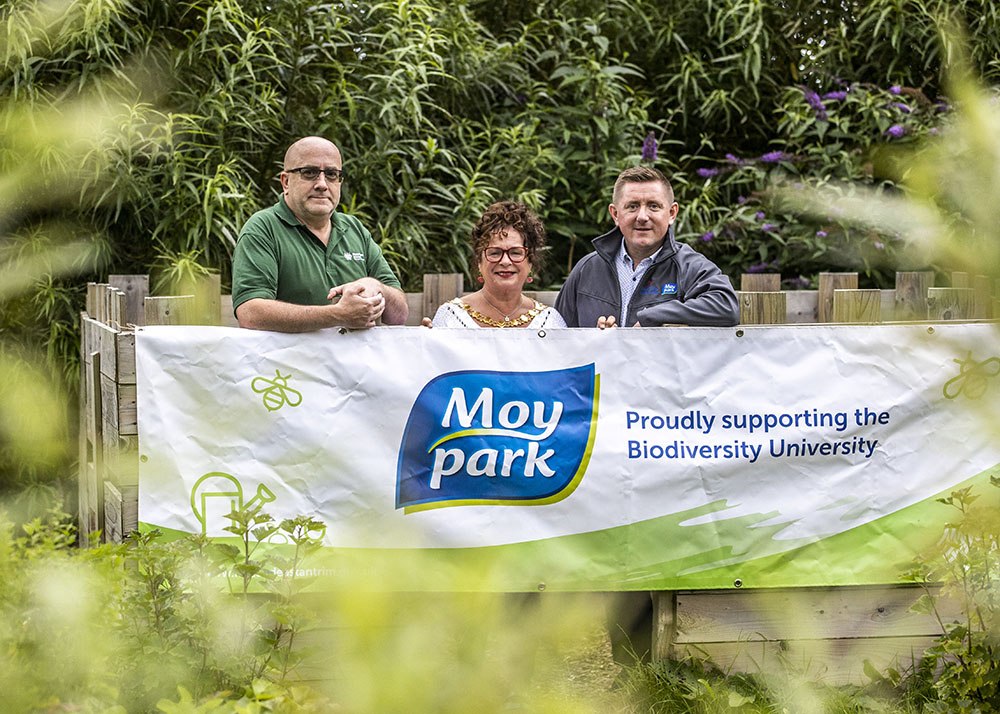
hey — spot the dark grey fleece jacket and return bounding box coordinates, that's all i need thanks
[554,225,739,328]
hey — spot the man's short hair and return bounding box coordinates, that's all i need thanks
[613,166,674,205]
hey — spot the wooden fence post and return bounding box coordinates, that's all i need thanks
[817,273,858,322]
[422,273,464,321]
[145,295,196,325]
[109,274,150,326]
[740,273,781,292]
[739,292,787,325]
[972,275,992,319]
[893,271,934,321]
[833,289,881,323]
[927,288,973,321]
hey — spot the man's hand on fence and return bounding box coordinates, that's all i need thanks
[328,280,385,328]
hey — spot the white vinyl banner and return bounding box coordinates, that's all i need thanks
[135,323,1000,590]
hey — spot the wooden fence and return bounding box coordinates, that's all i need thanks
[78,269,992,683]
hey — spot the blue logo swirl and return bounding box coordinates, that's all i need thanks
[396,365,599,512]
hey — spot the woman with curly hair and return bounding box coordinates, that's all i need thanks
[423,201,565,328]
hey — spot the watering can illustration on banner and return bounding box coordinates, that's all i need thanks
[190,472,277,536]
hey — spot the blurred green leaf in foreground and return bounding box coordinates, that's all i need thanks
[0,0,150,512]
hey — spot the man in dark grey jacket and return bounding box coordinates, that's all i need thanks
[555,166,739,328]
[556,167,738,665]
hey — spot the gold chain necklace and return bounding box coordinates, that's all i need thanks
[458,299,543,328]
[482,293,525,323]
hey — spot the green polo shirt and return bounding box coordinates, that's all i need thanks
[231,197,401,312]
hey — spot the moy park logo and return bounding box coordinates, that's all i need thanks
[395,365,599,513]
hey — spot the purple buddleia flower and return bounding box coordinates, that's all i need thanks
[892,103,911,114]
[928,127,940,135]
[747,262,767,273]
[874,241,885,250]
[822,91,847,101]
[886,124,905,138]
[697,167,720,177]
[786,277,811,289]
[700,231,715,242]
[641,131,658,161]
[737,195,747,204]
[889,85,902,95]
[816,230,827,238]
[801,86,828,121]
[758,150,789,163]
[725,153,745,166]
[755,211,765,220]
[761,223,775,232]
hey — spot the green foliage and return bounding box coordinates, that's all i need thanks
[5,0,1000,391]
[903,479,1000,713]
[0,502,616,713]
[615,654,923,714]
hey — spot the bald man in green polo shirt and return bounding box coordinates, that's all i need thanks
[232,136,408,331]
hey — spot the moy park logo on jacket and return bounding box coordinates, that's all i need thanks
[395,365,599,513]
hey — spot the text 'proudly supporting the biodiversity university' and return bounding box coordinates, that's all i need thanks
[624,407,891,464]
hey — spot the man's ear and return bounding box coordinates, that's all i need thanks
[608,203,619,225]
[279,172,290,192]
[668,202,679,223]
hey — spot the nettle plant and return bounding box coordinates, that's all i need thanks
[904,477,1000,713]
[0,502,330,713]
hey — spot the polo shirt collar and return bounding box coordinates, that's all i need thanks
[275,194,340,227]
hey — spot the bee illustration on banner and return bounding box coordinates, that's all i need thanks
[252,369,303,412]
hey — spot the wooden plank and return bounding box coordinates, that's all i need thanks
[96,319,119,381]
[83,353,97,462]
[738,291,787,325]
[108,274,149,326]
[422,273,463,321]
[817,273,858,322]
[681,636,935,686]
[220,295,239,327]
[99,371,137,435]
[78,312,90,547]
[193,273,222,326]
[740,273,781,292]
[104,285,116,324]
[406,292,424,325]
[972,275,992,319]
[522,289,560,307]
[833,289,881,323]
[121,484,139,535]
[673,586,957,643]
[785,291,817,323]
[102,420,139,487]
[85,282,99,316]
[105,482,138,542]
[107,287,123,326]
[894,271,934,321]
[145,295,195,325]
[652,591,677,660]
[927,288,973,321]
[92,282,110,323]
[90,351,104,544]
[104,481,124,544]
[116,330,136,385]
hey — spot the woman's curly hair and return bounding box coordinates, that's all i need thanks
[471,201,547,270]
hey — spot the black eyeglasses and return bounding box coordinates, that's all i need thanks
[484,247,528,263]
[287,166,346,183]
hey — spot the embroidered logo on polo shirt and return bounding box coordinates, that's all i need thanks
[342,252,365,261]
[661,283,678,295]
